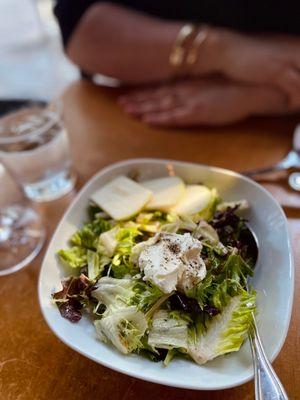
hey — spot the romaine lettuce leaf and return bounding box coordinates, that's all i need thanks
[87,249,110,281]
[188,290,255,364]
[94,306,147,354]
[92,277,168,318]
[148,310,189,350]
[99,227,119,256]
[87,250,100,280]
[92,276,135,310]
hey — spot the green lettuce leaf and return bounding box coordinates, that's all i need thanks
[148,310,189,351]
[163,348,186,366]
[216,200,249,213]
[129,281,165,312]
[192,220,227,255]
[188,290,256,364]
[70,217,112,250]
[87,249,110,281]
[111,226,142,278]
[92,277,168,318]
[187,250,253,310]
[134,211,177,233]
[198,188,219,221]
[94,306,147,354]
[87,250,100,280]
[57,246,87,269]
[92,276,135,310]
[222,250,253,290]
[160,215,197,233]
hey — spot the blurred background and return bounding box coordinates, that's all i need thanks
[0,0,78,101]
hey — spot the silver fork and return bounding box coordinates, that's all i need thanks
[243,125,300,179]
[249,318,288,400]
[246,228,289,400]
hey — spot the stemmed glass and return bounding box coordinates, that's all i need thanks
[0,105,76,275]
[0,164,45,275]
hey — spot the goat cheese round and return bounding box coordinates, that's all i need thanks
[138,232,206,294]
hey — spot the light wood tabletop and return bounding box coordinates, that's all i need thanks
[0,80,299,400]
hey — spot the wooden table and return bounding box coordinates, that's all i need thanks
[0,81,299,400]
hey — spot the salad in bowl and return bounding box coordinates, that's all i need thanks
[52,174,257,366]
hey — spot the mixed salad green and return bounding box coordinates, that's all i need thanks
[52,175,257,366]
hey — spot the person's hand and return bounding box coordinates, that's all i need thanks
[202,28,300,108]
[118,78,290,127]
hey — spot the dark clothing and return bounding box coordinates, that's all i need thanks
[54,0,300,47]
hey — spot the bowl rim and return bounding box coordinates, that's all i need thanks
[38,157,294,390]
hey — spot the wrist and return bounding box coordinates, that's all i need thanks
[169,24,198,77]
[190,26,225,76]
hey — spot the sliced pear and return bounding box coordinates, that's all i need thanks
[91,176,152,221]
[142,176,185,210]
[171,185,212,217]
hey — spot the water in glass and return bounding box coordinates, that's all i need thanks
[0,107,76,202]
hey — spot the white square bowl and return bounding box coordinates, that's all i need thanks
[38,158,294,390]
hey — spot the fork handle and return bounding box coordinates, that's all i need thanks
[243,164,283,178]
[249,324,288,400]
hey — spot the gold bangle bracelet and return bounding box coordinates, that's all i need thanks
[169,24,196,74]
[186,27,209,67]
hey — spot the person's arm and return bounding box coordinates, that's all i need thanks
[65,2,300,106]
[66,2,220,84]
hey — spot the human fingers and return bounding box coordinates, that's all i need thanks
[120,93,182,115]
[141,83,289,127]
[118,86,175,105]
[141,107,194,126]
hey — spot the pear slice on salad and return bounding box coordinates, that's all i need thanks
[91,175,152,221]
[171,185,212,217]
[141,176,185,210]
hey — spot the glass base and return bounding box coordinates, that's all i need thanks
[23,169,76,202]
[0,205,45,276]
[288,172,300,191]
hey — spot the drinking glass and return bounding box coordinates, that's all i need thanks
[0,105,76,202]
[0,104,76,274]
[0,164,45,275]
